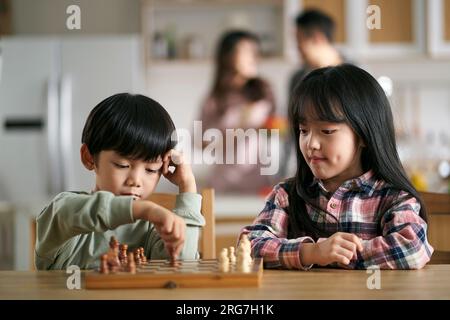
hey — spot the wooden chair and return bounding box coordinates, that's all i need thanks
[421,192,450,264]
[148,188,216,259]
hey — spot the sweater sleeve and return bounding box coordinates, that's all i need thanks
[35,191,133,269]
[240,184,314,270]
[146,192,205,260]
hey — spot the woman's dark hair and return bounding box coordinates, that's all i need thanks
[295,9,335,43]
[287,64,427,239]
[82,93,176,161]
[211,30,268,113]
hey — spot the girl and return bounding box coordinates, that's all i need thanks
[240,64,434,270]
[199,30,277,194]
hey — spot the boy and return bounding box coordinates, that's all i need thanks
[35,93,205,270]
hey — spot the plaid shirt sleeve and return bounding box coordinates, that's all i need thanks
[355,192,434,269]
[240,184,315,270]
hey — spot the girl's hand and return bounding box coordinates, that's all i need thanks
[314,232,363,266]
[162,149,197,193]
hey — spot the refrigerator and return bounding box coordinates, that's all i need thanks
[0,35,145,269]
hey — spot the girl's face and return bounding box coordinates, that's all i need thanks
[233,39,259,78]
[299,119,364,192]
[83,148,163,200]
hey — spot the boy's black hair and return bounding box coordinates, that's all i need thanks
[295,9,335,43]
[287,64,427,239]
[82,93,176,161]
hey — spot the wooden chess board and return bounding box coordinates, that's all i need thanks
[85,258,263,289]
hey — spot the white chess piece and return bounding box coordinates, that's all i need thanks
[236,243,251,273]
[228,246,236,265]
[219,248,230,273]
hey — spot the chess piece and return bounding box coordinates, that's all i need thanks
[109,236,119,252]
[139,247,147,263]
[219,248,230,273]
[100,254,109,274]
[119,244,128,266]
[236,236,252,273]
[240,234,251,255]
[126,252,136,274]
[228,246,236,264]
[134,249,142,265]
[106,243,121,272]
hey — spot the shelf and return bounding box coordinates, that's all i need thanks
[141,0,290,65]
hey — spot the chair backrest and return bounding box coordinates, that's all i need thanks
[148,189,216,259]
[420,192,450,264]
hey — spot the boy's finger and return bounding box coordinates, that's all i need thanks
[163,149,173,162]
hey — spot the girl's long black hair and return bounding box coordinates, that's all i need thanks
[287,64,427,239]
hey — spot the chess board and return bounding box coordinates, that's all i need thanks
[85,258,263,289]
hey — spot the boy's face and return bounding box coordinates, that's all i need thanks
[298,119,364,192]
[82,147,163,200]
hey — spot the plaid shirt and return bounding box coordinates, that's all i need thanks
[241,170,434,270]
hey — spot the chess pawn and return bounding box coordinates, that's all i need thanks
[126,252,136,274]
[119,244,128,266]
[236,244,251,273]
[139,247,147,263]
[109,236,119,252]
[218,248,230,273]
[134,249,142,265]
[107,247,121,271]
[109,236,117,248]
[228,246,236,265]
[240,234,251,254]
[100,254,109,274]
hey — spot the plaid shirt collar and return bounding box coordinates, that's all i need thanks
[310,169,377,196]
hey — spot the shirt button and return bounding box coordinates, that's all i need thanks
[330,203,337,209]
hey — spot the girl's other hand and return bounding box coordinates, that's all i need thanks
[314,232,363,266]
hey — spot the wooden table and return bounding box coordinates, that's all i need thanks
[1,265,449,300]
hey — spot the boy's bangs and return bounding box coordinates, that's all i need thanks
[113,123,176,162]
[104,102,176,162]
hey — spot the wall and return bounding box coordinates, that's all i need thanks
[11,0,140,35]
[147,57,450,193]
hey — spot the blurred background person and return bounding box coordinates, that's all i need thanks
[198,30,277,195]
[279,9,345,179]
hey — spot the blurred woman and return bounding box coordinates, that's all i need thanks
[199,30,277,194]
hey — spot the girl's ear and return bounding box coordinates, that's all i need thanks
[80,144,95,170]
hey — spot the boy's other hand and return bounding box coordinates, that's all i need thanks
[162,149,197,193]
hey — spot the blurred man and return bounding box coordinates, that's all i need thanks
[289,9,343,94]
[280,9,344,179]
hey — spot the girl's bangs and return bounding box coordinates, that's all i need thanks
[295,80,346,125]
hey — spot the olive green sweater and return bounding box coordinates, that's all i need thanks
[35,191,205,270]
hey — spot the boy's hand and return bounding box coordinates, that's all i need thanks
[133,201,186,260]
[162,149,196,193]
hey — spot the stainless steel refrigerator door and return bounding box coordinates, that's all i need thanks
[0,38,61,203]
[60,36,144,191]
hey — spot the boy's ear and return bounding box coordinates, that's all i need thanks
[80,144,95,170]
